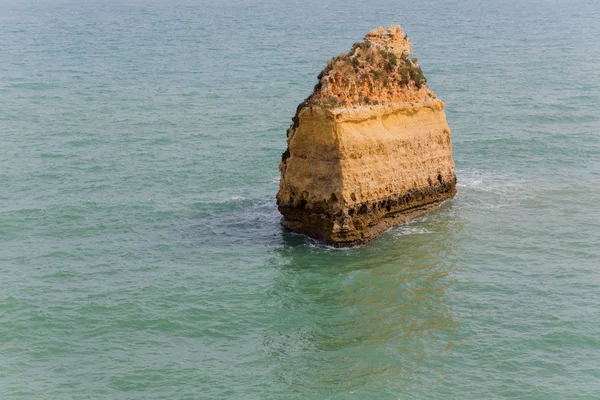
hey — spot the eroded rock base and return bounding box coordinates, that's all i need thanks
[279,178,456,247]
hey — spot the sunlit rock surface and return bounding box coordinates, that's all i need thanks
[277,25,457,246]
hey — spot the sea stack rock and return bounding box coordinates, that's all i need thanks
[277,25,457,246]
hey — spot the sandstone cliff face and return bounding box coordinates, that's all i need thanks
[277,25,456,246]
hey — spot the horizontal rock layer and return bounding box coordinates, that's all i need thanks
[277,99,456,246]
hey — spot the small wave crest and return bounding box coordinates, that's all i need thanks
[456,169,535,209]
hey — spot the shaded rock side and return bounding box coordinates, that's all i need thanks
[277,25,457,247]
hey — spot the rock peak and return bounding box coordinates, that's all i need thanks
[305,25,433,108]
[364,25,412,57]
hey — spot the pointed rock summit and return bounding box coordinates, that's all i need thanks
[277,25,457,246]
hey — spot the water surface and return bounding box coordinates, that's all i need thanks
[1,0,600,398]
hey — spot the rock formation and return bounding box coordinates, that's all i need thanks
[277,25,457,246]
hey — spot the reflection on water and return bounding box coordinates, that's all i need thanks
[262,203,463,396]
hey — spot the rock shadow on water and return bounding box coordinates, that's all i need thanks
[259,202,464,396]
[182,197,284,248]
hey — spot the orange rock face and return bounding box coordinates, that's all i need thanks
[277,25,457,246]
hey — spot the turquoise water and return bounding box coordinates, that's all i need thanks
[1,0,600,398]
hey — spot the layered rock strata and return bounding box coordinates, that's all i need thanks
[277,25,456,246]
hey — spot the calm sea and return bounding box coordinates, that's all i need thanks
[1,0,599,398]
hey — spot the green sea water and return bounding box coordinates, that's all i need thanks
[1,0,600,398]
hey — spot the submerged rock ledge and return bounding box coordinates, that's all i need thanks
[277,25,457,246]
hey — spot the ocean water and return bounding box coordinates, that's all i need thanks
[1,0,599,398]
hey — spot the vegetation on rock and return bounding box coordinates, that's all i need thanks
[304,26,433,108]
